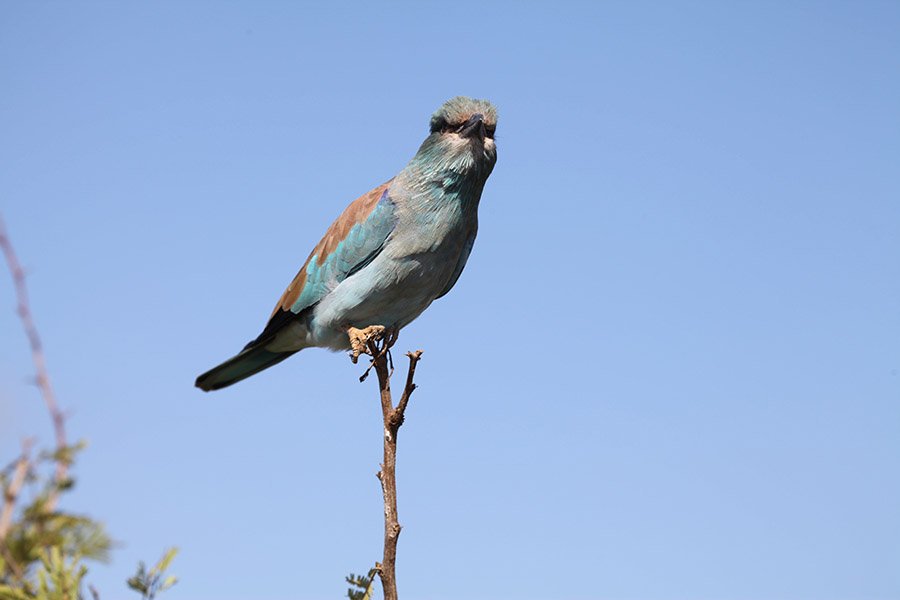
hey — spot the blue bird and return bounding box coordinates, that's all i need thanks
[196,97,498,391]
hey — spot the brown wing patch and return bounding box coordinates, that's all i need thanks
[270,179,393,318]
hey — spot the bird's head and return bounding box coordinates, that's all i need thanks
[429,97,497,147]
[408,97,497,184]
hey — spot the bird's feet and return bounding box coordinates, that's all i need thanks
[348,325,384,363]
[347,325,398,364]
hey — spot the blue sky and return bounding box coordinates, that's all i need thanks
[1,2,898,599]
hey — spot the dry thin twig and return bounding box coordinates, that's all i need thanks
[0,216,69,515]
[0,441,32,541]
[361,336,423,600]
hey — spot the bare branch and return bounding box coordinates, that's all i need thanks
[357,335,423,600]
[0,216,68,512]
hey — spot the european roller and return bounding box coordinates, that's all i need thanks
[196,97,497,391]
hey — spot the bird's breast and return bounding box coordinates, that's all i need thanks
[309,186,479,345]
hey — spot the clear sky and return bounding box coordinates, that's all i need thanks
[1,2,898,599]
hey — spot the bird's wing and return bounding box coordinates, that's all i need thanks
[248,180,397,348]
[435,229,477,300]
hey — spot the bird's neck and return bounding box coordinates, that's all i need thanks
[395,153,491,214]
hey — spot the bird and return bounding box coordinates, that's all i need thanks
[195,96,498,391]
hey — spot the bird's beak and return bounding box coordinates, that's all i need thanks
[459,113,486,142]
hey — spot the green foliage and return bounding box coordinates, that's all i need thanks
[1,444,177,600]
[0,443,111,600]
[345,568,377,600]
[126,548,178,600]
[42,442,86,473]
[0,546,88,600]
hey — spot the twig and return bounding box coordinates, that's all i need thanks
[359,344,392,384]
[0,216,68,512]
[394,352,422,421]
[362,340,423,600]
[0,440,32,541]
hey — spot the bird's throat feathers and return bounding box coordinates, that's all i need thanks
[399,131,496,210]
[396,96,497,210]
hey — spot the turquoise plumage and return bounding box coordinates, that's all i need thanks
[196,97,497,391]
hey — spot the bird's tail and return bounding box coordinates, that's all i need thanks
[195,345,297,392]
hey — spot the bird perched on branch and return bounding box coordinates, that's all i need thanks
[196,97,498,391]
